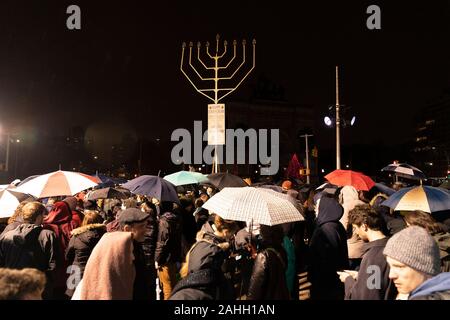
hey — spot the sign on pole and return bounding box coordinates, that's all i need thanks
[208,104,225,145]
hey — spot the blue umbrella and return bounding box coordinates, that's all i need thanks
[382,185,450,213]
[95,174,127,188]
[121,175,179,204]
[372,183,396,196]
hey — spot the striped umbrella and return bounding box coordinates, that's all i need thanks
[163,171,208,186]
[381,163,426,180]
[0,189,35,218]
[382,185,450,213]
[15,170,99,198]
[202,187,304,226]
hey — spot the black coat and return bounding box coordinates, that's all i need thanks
[247,247,290,300]
[141,210,158,269]
[0,224,57,299]
[65,224,106,277]
[169,268,233,300]
[344,238,397,300]
[155,211,182,265]
[308,197,349,300]
[133,240,157,300]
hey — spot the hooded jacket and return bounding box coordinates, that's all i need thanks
[65,224,106,277]
[409,272,450,300]
[308,197,349,300]
[44,201,81,296]
[169,222,234,300]
[339,186,366,259]
[155,211,182,265]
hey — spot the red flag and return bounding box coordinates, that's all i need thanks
[286,153,303,179]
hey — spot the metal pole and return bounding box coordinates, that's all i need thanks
[335,66,341,170]
[213,37,220,174]
[300,134,313,184]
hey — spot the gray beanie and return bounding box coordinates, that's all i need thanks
[383,226,441,276]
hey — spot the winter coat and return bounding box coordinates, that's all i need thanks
[247,247,290,300]
[0,224,57,299]
[65,224,106,279]
[434,232,450,272]
[155,211,182,266]
[141,210,158,269]
[43,201,80,296]
[169,269,231,300]
[339,186,366,259]
[169,221,234,300]
[409,272,450,300]
[344,238,397,300]
[308,197,349,300]
[133,239,156,300]
[0,216,24,237]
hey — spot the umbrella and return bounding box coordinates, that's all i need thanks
[439,180,450,190]
[121,175,179,204]
[381,163,426,181]
[86,187,129,201]
[325,170,375,191]
[207,173,248,190]
[163,171,208,186]
[315,182,339,196]
[382,185,450,213]
[0,189,35,218]
[202,187,304,226]
[16,175,40,187]
[371,182,396,196]
[95,174,128,188]
[15,170,99,198]
[257,184,284,193]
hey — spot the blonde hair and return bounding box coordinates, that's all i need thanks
[81,210,103,226]
[21,202,47,223]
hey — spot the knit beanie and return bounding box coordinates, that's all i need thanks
[383,226,440,276]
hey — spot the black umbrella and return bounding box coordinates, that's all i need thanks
[207,173,248,191]
[121,175,179,204]
[86,187,129,201]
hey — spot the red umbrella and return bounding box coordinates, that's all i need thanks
[324,170,375,191]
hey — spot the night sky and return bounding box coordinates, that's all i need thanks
[0,1,449,177]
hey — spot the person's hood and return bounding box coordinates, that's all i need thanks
[316,197,344,226]
[198,221,226,245]
[339,186,359,205]
[71,223,106,237]
[63,197,78,211]
[409,272,450,299]
[11,224,42,246]
[44,201,71,225]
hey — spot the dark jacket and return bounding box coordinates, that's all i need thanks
[308,197,349,300]
[434,232,450,272]
[409,272,450,300]
[142,210,158,269]
[0,217,23,237]
[0,223,57,299]
[169,221,235,300]
[344,237,397,300]
[247,247,290,300]
[65,224,106,278]
[133,240,156,300]
[169,269,230,300]
[155,211,182,265]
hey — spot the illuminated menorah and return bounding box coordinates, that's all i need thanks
[180,34,256,173]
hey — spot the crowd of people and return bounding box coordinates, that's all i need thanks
[0,178,450,300]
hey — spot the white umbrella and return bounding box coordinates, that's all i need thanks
[0,189,35,218]
[15,170,99,198]
[202,187,304,226]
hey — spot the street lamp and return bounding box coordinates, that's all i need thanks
[324,66,356,170]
